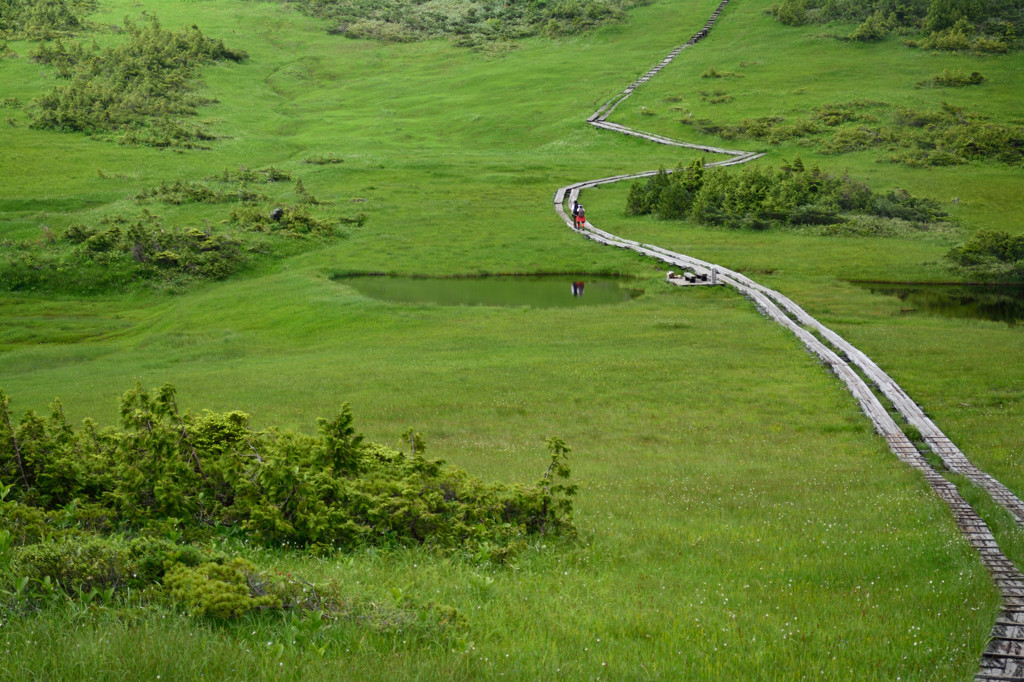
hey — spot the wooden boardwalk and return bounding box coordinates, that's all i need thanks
[555,3,1024,679]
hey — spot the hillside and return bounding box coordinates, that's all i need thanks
[1,0,1023,678]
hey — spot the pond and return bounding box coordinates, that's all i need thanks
[854,282,1024,326]
[333,274,643,308]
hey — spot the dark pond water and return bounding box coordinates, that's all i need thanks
[854,282,1024,326]
[334,275,643,308]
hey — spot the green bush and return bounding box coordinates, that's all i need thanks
[946,230,1024,279]
[768,0,1021,52]
[28,17,246,147]
[918,69,985,87]
[13,535,132,593]
[0,0,92,40]
[626,160,944,231]
[294,0,648,44]
[165,558,281,618]
[0,385,577,552]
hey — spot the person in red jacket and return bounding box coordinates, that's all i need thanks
[575,206,586,229]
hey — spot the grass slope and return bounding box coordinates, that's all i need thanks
[0,0,1021,678]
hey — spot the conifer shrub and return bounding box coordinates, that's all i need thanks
[292,0,649,44]
[0,384,577,553]
[625,159,945,231]
[2,166,365,294]
[767,0,1021,52]
[946,230,1024,279]
[28,17,246,147]
[0,0,92,40]
[917,69,985,87]
[164,558,282,618]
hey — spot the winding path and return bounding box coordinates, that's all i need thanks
[554,2,1024,679]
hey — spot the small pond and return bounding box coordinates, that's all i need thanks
[334,275,643,308]
[854,282,1024,326]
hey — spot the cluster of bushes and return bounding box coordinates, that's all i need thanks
[0,384,574,625]
[688,115,822,144]
[0,0,92,40]
[28,17,245,147]
[917,69,985,87]
[767,0,1021,51]
[291,0,649,45]
[687,100,1024,167]
[0,384,576,553]
[2,165,365,294]
[0,211,253,293]
[1,497,464,633]
[1,521,464,633]
[626,158,945,230]
[946,229,1024,279]
[135,180,269,205]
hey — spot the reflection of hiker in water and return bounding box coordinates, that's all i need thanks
[571,281,585,297]
[574,206,586,229]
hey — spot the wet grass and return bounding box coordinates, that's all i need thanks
[0,0,1021,678]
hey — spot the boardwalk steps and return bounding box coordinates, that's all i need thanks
[555,1,1024,678]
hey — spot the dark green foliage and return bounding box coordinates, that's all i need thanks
[209,166,293,184]
[291,0,650,44]
[2,164,361,294]
[0,385,577,553]
[28,17,246,147]
[229,203,360,235]
[0,211,253,293]
[135,180,269,205]
[2,524,464,631]
[946,230,1024,279]
[164,558,282,618]
[909,16,1011,50]
[0,0,93,40]
[691,100,1024,167]
[626,160,944,231]
[686,115,821,144]
[767,0,1022,51]
[917,69,985,86]
[304,153,345,165]
[849,9,895,40]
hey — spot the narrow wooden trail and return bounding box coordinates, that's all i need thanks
[554,3,1024,678]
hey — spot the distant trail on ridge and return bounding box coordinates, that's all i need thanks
[551,2,1024,678]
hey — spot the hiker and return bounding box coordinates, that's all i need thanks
[571,200,580,221]
[575,206,586,229]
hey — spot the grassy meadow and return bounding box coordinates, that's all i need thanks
[1,0,1022,678]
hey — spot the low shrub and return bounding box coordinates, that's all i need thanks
[292,0,649,44]
[164,558,281,618]
[0,384,577,552]
[0,0,92,40]
[626,159,945,231]
[946,230,1024,280]
[918,69,985,87]
[28,17,246,148]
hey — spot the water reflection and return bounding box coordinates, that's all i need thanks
[855,282,1024,326]
[334,275,642,308]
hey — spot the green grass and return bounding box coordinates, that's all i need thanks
[1,0,1022,677]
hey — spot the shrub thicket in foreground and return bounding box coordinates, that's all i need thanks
[0,384,574,624]
[0,384,575,551]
